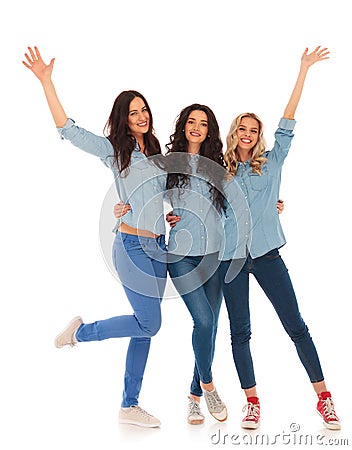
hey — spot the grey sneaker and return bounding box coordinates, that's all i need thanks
[203,388,228,422]
[187,396,205,425]
[54,316,83,348]
[119,406,161,428]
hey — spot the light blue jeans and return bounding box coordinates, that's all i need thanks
[76,232,167,407]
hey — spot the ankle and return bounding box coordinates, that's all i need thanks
[201,381,215,392]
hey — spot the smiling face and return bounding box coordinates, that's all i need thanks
[127,96,150,138]
[236,116,260,153]
[184,110,209,152]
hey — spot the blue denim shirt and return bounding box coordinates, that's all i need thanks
[227,117,296,259]
[58,119,167,235]
[167,155,225,256]
[220,177,252,261]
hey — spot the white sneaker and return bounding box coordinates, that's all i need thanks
[187,396,205,425]
[54,316,83,348]
[119,406,161,428]
[203,388,228,422]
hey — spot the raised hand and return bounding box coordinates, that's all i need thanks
[22,46,55,83]
[22,45,67,127]
[283,45,330,119]
[301,46,330,69]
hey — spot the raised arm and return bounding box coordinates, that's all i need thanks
[283,46,330,119]
[22,46,67,127]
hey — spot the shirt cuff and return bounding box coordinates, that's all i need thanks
[57,118,75,130]
[278,117,296,130]
[57,118,75,139]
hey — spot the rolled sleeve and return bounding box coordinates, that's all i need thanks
[278,117,296,130]
[57,118,76,139]
[57,118,114,166]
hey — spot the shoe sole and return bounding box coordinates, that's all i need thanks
[242,420,260,429]
[210,407,228,422]
[54,316,82,348]
[188,418,205,425]
[317,411,341,430]
[119,419,160,428]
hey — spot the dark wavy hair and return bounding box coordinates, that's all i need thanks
[165,104,226,211]
[103,90,161,174]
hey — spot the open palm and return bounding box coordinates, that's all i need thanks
[22,46,54,82]
[301,46,330,68]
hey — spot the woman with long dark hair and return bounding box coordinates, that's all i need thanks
[165,104,228,425]
[22,46,167,428]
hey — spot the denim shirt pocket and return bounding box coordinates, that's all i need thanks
[131,157,159,188]
[249,172,268,191]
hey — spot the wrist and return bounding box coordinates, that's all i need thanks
[299,63,310,74]
[41,78,54,89]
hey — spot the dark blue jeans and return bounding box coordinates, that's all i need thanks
[220,248,324,389]
[168,253,223,397]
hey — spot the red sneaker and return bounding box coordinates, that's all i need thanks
[241,397,260,429]
[317,391,341,430]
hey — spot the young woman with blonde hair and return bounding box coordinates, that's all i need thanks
[220,46,341,431]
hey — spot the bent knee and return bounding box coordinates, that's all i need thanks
[140,319,162,337]
[289,324,311,343]
[231,327,252,346]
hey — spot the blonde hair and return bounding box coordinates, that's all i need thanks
[224,113,267,176]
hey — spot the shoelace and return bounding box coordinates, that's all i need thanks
[131,406,154,419]
[242,402,260,420]
[188,399,203,416]
[321,398,339,421]
[205,390,224,412]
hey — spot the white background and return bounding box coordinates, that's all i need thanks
[1,0,351,449]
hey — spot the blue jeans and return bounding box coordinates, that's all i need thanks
[220,248,324,389]
[168,253,223,397]
[76,232,167,407]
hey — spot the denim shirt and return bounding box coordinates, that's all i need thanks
[167,155,224,256]
[57,119,167,235]
[232,117,296,259]
[220,177,252,261]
